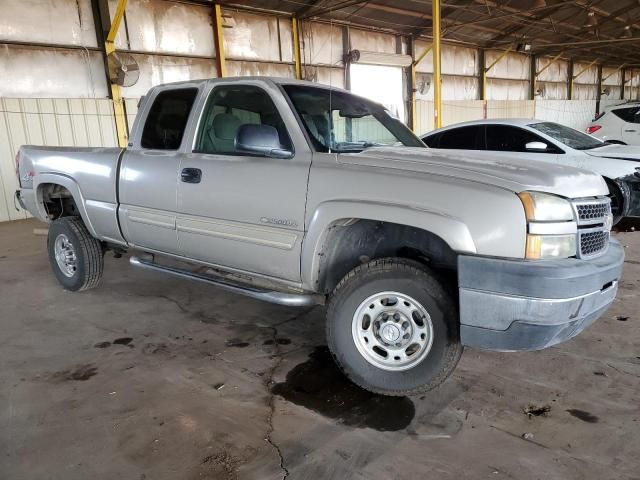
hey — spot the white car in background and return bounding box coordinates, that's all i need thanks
[586,102,640,145]
[421,119,640,222]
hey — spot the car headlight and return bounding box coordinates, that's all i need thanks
[518,191,577,259]
[518,191,574,222]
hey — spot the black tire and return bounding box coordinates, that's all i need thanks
[326,258,463,396]
[47,216,104,291]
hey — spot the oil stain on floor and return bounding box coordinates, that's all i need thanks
[272,346,415,432]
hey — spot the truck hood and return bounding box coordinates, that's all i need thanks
[339,147,608,198]
[584,144,640,162]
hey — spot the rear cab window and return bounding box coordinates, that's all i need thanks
[140,88,199,150]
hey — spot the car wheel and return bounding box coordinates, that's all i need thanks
[326,258,463,396]
[47,216,104,291]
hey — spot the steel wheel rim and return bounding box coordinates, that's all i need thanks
[54,233,77,278]
[351,291,434,372]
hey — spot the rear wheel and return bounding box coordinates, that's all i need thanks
[326,258,462,396]
[47,216,104,291]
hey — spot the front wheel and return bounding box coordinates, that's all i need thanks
[47,216,104,291]
[326,258,463,396]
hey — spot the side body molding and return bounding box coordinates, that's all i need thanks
[300,199,476,289]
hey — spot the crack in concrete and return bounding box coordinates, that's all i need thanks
[263,307,316,480]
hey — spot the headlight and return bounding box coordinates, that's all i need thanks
[519,191,577,259]
[525,234,576,259]
[518,191,574,221]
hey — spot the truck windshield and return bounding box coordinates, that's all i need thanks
[282,85,425,153]
[529,122,605,150]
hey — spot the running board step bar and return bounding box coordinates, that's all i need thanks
[129,256,324,307]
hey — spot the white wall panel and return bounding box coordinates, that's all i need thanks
[415,41,477,77]
[535,100,596,130]
[120,54,216,98]
[0,97,117,222]
[573,62,598,85]
[350,29,395,55]
[305,66,344,88]
[0,0,97,47]
[536,81,567,100]
[223,10,281,62]
[487,100,534,119]
[602,67,621,86]
[416,100,485,135]
[122,0,214,57]
[486,50,529,80]
[300,22,342,66]
[486,79,529,100]
[600,87,621,100]
[536,57,568,83]
[0,45,108,98]
[572,84,597,100]
[226,61,294,79]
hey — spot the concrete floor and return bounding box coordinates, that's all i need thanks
[1,218,639,480]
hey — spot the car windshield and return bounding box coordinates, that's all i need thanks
[529,122,605,150]
[282,85,425,153]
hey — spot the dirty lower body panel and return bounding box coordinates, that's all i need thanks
[458,240,625,351]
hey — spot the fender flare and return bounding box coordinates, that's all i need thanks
[301,199,476,288]
[34,173,99,238]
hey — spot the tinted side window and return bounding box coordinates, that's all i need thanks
[422,133,440,147]
[141,88,198,150]
[438,126,484,150]
[195,85,292,154]
[612,107,640,124]
[486,125,557,153]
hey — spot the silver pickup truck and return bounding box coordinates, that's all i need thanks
[15,77,624,396]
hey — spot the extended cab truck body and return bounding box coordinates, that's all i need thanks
[15,77,624,396]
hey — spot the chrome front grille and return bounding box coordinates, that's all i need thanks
[571,197,612,259]
[579,229,610,258]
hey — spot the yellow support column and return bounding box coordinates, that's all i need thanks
[105,0,129,148]
[292,17,302,80]
[432,0,442,129]
[213,4,227,78]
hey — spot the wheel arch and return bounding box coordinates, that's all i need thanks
[35,174,98,237]
[301,200,475,293]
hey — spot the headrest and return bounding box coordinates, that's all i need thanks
[212,113,241,140]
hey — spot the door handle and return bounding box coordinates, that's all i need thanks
[181,168,202,184]
[624,129,637,133]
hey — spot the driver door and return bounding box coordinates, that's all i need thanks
[176,83,311,282]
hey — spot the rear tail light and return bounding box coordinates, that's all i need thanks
[586,125,602,134]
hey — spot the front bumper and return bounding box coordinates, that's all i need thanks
[458,240,624,351]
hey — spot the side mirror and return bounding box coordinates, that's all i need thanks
[525,141,548,152]
[235,124,292,159]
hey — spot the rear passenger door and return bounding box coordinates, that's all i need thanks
[176,82,311,283]
[118,87,199,254]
